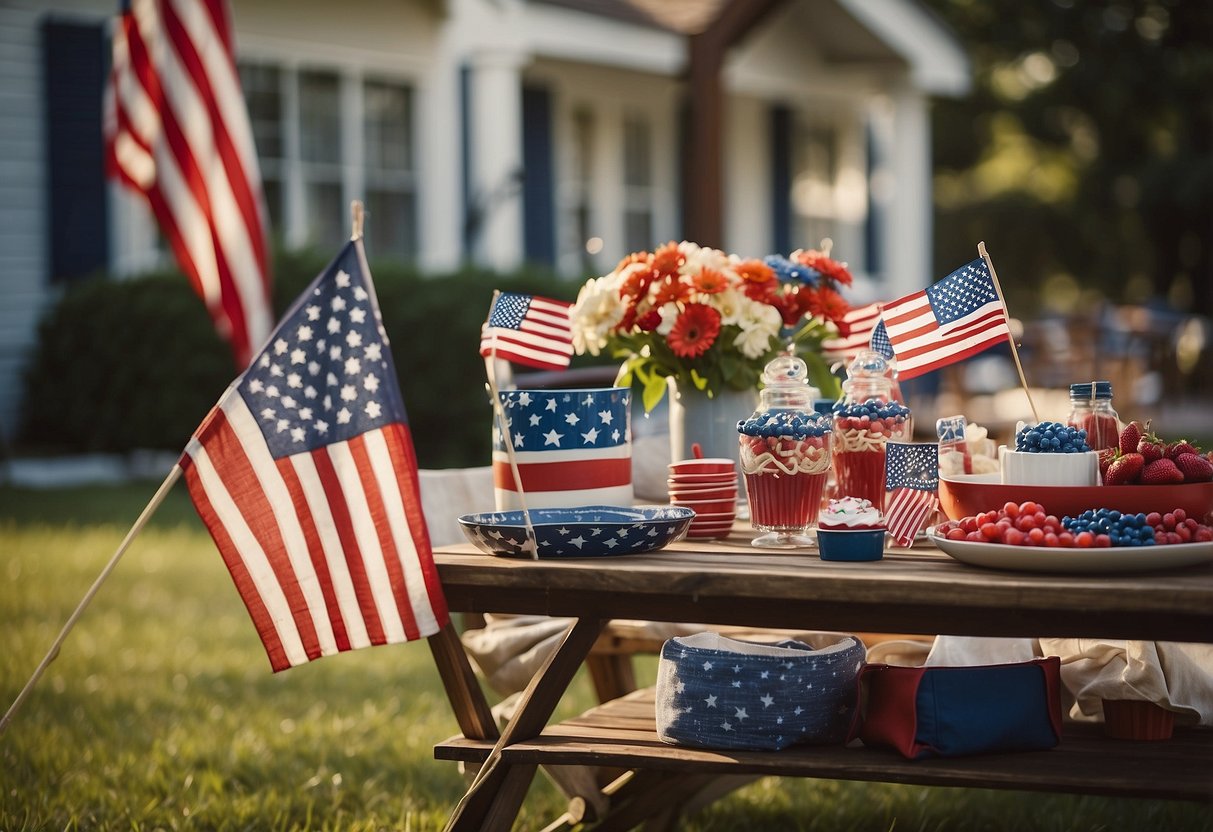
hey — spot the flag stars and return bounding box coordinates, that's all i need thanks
[341,385,358,402]
[328,317,342,335]
[545,399,557,412]
[363,374,380,393]
[517,392,532,407]
[306,304,321,321]
[260,407,275,420]
[304,385,318,399]
[276,418,290,433]
[346,330,362,348]
[543,429,563,447]
[274,339,288,355]
[329,345,342,361]
[287,373,303,389]
[565,412,580,426]
[249,379,265,394]
[335,270,351,289]
[364,400,381,419]
[337,408,352,425]
[290,348,306,365]
[349,307,367,324]
[704,694,717,708]
[281,396,297,409]
[297,325,313,342]
[331,296,347,312]
[298,407,313,421]
[529,414,541,427]
[266,385,280,398]
[581,428,600,444]
[734,707,748,722]
[703,661,714,671]
[599,410,614,424]
[344,357,361,375]
[291,426,306,443]
[269,364,284,378]
[760,694,775,708]
[364,343,382,362]
[314,420,329,435]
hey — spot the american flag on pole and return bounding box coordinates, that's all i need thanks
[180,239,447,671]
[869,319,894,360]
[821,302,882,362]
[884,442,940,547]
[104,0,273,368]
[880,259,1012,380]
[480,293,574,371]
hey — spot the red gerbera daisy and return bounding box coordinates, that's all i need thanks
[692,267,729,294]
[652,274,693,306]
[636,309,662,331]
[651,241,685,279]
[666,303,721,358]
[807,285,850,324]
[796,249,854,287]
[620,262,655,299]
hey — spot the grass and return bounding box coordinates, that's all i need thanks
[2,482,1211,831]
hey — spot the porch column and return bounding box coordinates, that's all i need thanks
[881,83,932,296]
[467,49,525,271]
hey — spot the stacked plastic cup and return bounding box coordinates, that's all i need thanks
[667,458,738,539]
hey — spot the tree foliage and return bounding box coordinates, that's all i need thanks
[924,0,1212,317]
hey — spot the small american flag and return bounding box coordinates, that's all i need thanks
[480,293,574,371]
[104,0,272,368]
[884,442,940,547]
[869,319,894,360]
[821,302,882,362]
[181,239,447,671]
[880,259,1011,380]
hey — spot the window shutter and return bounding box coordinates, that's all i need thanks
[770,104,792,255]
[41,18,108,283]
[521,84,555,267]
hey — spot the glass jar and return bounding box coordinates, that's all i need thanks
[737,355,832,548]
[1066,381,1119,451]
[831,350,911,507]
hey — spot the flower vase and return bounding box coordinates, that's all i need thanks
[667,378,758,502]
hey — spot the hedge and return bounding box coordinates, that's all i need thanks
[20,250,594,468]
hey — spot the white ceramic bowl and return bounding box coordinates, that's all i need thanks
[1000,446,1099,487]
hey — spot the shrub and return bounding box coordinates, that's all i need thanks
[19,252,588,468]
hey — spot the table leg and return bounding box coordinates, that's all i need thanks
[444,617,606,832]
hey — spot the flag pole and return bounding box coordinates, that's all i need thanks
[0,463,183,735]
[978,241,1040,424]
[483,291,540,559]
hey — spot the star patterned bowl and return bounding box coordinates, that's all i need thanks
[457,505,695,558]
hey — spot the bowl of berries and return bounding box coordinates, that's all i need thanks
[1000,421,1098,486]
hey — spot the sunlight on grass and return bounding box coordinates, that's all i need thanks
[2,483,1210,831]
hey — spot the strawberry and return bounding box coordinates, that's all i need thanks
[1136,434,1165,463]
[1118,421,1142,456]
[1097,447,1119,478]
[1104,452,1144,485]
[1166,440,1200,460]
[1174,452,1213,483]
[1141,457,1186,484]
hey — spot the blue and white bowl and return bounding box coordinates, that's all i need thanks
[458,505,694,558]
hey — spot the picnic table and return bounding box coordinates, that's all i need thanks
[429,530,1213,830]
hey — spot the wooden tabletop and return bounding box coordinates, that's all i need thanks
[434,530,1213,644]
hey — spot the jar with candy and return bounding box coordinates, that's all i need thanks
[1066,381,1119,451]
[737,355,832,548]
[831,350,911,507]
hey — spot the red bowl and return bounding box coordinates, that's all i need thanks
[938,474,1213,522]
[668,486,738,500]
[669,458,735,476]
[672,497,736,515]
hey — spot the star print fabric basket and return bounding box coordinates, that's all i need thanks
[656,632,866,751]
[493,387,632,510]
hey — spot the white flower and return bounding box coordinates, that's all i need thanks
[570,275,625,356]
[712,289,747,327]
[655,302,681,336]
[733,300,783,359]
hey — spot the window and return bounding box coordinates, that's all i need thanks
[238,63,283,233]
[363,80,417,260]
[622,113,654,254]
[791,121,839,249]
[236,62,417,260]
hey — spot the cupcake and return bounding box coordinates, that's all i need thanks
[817,497,886,561]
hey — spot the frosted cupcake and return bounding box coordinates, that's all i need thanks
[817,497,886,561]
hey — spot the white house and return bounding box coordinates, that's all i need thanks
[0,0,969,445]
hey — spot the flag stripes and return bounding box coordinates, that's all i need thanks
[480,293,575,371]
[105,0,272,367]
[884,487,940,548]
[182,398,445,672]
[821,302,882,362]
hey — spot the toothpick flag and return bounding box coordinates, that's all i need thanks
[104,0,273,368]
[180,238,447,671]
[479,292,574,371]
[884,442,940,547]
[879,259,1011,380]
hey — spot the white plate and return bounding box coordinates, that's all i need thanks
[926,526,1213,574]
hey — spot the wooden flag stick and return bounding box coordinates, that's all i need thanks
[350,199,365,241]
[978,241,1040,423]
[483,292,540,559]
[0,463,183,736]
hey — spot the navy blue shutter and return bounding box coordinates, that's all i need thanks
[42,18,109,283]
[459,64,473,257]
[864,122,880,276]
[770,104,792,255]
[521,84,555,267]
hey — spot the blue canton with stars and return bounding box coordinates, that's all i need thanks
[487,292,538,331]
[925,258,998,325]
[885,442,939,492]
[493,389,629,452]
[238,242,406,459]
[656,634,866,751]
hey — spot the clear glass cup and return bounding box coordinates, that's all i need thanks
[831,351,911,508]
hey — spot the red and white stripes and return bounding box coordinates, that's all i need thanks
[181,393,446,671]
[105,0,272,367]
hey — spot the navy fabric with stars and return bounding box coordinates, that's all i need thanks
[885,442,939,492]
[656,633,866,751]
[493,388,629,453]
[238,242,406,459]
[924,258,997,325]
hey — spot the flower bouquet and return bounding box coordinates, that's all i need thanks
[570,241,855,411]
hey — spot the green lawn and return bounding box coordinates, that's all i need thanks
[2,482,1210,831]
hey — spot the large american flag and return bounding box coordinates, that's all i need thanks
[821,302,882,363]
[180,240,447,671]
[880,259,1011,380]
[480,293,574,371]
[104,0,272,368]
[884,442,940,547]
